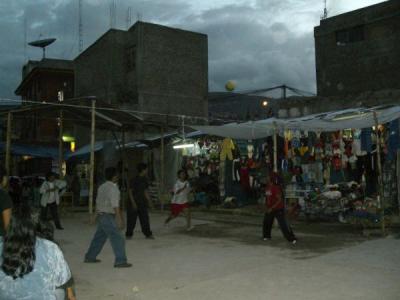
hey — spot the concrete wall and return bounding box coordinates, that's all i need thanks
[314,0,400,97]
[136,22,208,124]
[74,29,127,105]
[74,22,208,126]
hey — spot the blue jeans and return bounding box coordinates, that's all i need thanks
[85,213,127,265]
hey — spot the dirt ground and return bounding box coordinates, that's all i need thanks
[54,211,400,300]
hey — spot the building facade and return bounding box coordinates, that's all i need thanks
[314,0,400,98]
[74,21,208,125]
[14,58,74,143]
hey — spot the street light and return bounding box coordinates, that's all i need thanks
[262,100,268,107]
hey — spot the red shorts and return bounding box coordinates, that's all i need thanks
[171,203,189,216]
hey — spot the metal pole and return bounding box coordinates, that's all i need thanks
[58,110,64,178]
[160,126,165,211]
[373,111,385,236]
[5,112,12,177]
[273,122,278,173]
[89,99,96,215]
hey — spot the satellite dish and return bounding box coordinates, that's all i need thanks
[28,38,56,58]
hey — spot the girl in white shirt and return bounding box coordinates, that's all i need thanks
[164,170,193,231]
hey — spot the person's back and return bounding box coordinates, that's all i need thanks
[0,237,71,300]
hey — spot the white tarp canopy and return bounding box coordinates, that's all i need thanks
[193,105,400,139]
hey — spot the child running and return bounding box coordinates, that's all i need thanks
[165,170,193,231]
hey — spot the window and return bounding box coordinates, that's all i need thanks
[126,46,136,71]
[336,25,365,45]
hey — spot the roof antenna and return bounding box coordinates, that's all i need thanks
[321,0,328,20]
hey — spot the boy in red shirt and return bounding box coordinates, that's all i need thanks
[263,173,297,244]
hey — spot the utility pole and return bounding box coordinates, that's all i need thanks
[282,84,287,100]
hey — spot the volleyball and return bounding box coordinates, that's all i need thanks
[225,80,236,92]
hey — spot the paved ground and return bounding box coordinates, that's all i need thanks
[55,211,400,300]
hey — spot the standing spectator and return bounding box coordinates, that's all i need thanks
[164,170,193,231]
[125,163,154,239]
[0,202,72,300]
[263,173,297,245]
[0,166,12,235]
[84,167,132,268]
[39,172,66,230]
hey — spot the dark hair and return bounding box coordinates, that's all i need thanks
[105,167,118,181]
[1,203,36,279]
[137,163,147,174]
[177,170,187,178]
[36,220,54,242]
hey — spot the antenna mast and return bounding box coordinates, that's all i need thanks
[110,0,116,28]
[79,0,83,52]
[126,6,132,29]
[321,0,328,20]
[24,15,27,61]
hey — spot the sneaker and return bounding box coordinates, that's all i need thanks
[263,237,271,241]
[186,226,195,232]
[84,258,101,263]
[292,239,297,245]
[114,262,132,268]
[146,235,155,240]
[56,226,64,230]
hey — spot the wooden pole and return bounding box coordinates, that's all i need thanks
[89,99,96,215]
[160,126,165,211]
[58,110,64,179]
[273,122,278,173]
[121,129,127,210]
[5,112,12,178]
[373,111,385,236]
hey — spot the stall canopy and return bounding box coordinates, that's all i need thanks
[67,140,148,160]
[0,142,63,159]
[192,105,400,139]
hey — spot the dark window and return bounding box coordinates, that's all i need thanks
[126,46,136,71]
[336,25,365,45]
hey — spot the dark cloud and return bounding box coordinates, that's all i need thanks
[0,0,385,100]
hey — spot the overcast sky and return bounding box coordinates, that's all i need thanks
[0,0,386,100]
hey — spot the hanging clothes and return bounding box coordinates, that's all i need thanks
[220,138,235,161]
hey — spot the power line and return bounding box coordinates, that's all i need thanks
[0,97,246,124]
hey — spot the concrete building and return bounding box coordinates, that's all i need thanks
[14,58,74,143]
[74,21,208,125]
[314,0,400,98]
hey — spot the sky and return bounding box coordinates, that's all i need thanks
[0,0,386,100]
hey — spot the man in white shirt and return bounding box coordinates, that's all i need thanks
[40,172,66,230]
[84,167,132,268]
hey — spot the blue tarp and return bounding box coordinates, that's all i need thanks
[67,140,148,161]
[67,141,105,160]
[0,142,65,159]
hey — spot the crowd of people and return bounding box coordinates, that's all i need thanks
[0,160,296,299]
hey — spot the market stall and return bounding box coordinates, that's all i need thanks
[192,105,400,232]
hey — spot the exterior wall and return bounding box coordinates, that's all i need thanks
[314,0,400,97]
[74,22,208,126]
[17,70,74,142]
[136,22,208,124]
[74,29,128,105]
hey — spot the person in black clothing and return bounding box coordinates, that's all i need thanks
[125,163,154,239]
